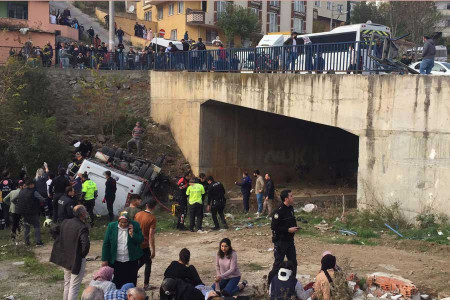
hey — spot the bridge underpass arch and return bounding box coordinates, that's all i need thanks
[199,100,359,203]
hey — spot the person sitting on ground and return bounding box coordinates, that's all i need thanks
[160,278,204,300]
[163,248,204,286]
[81,286,104,300]
[212,238,247,296]
[89,266,116,294]
[269,260,313,300]
[311,253,342,300]
[123,194,142,220]
[104,283,146,300]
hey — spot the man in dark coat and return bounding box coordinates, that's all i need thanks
[57,186,76,223]
[15,178,44,246]
[103,171,117,221]
[50,205,90,300]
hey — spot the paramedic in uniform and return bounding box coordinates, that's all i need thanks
[268,189,299,285]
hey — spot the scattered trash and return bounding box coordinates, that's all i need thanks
[246,223,254,228]
[296,216,308,223]
[379,264,400,272]
[86,256,100,261]
[367,272,417,298]
[267,248,273,252]
[225,213,235,221]
[315,220,332,232]
[5,296,15,300]
[384,223,404,238]
[437,231,443,236]
[12,261,24,266]
[235,227,242,231]
[339,229,357,236]
[302,203,317,213]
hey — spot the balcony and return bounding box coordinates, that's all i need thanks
[186,9,205,25]
[144,0,165,5]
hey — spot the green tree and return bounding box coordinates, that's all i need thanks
[350,2,385,25]
[217,3,261,47]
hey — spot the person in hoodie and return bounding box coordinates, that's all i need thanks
[420,35,436,75]
[235,172,252,213]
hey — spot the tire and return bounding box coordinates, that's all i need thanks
[102,146,113,155]
[114,148,123,158]
[144,166,154,181]
[155,155,165,167]
[138,165,148,178]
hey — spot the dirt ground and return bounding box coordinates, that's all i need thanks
[1,222,448,300]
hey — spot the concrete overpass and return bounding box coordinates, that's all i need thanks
[150,72,450,218]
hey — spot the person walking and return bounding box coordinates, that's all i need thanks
[235,171,252,213]
[15,178,45,246]
[186,178,205,232]
[3,180,23,241]
[103,171,117,221]
[268,190,299,286]
[283,32,302,72]
[81,172,98,227]
[50,168,71,222]
[420,35,436,75]
[50,205,90,300]
[101,211,144,289]
[117,27,125,44]
[127,121,145,155]
[135,199,157,290]
[263,173,275,216]
[206,176,228,230]
[253,170,264,216]
[57,186,76,223]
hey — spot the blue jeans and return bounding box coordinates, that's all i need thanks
[212,276,241,296]
[256,194,263,213]
[420,58,434,75]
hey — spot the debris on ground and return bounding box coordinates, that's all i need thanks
[367,272,417,298]
[315,220,333,232]
[225,213,235,221]
[339,229,358,236]
[302,203,317,213]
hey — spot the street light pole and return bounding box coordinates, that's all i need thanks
[108,0,115,51]
[330,3,333,30]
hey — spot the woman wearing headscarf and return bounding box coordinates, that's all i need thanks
[89,266,116,294]
[101,211,143,289]
[312,254,337,300]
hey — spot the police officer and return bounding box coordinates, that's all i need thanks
[206,176,228,230]
[268,189,299,285]
[81,172,97,227]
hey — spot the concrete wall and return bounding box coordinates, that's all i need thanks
[150,72,450,218]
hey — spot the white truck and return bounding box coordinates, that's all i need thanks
[78,147,164,216]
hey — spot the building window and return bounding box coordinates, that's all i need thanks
[170,29,177,40]
[250,7,258,16]
[293,1,305,13]
[326,1,332,10]
[217,1,227,14]
[293,18,303,33]
[269,12,277,32]
[337,4,343,13]
[314,1,320,7]
[178,1,184,14]
[269,1,280,7]
[157,6,163,20]
[168,3,174,16]
[206,29,218,43]
[144,11,152,21]
[7,1,28,20]
[447,3,450,10]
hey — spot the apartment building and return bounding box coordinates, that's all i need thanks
[136,0,312,47]
[309,0,347,32]
[436,1,450,37]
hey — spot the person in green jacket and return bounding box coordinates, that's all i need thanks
[3,180,23,241]
[101,211,144,289]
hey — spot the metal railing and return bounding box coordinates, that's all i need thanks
[1,41,387,73]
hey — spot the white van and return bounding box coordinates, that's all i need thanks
[150,38,183,51]
[257,34,290,48]
[78,159,146,216]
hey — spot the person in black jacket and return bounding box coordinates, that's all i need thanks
[16,178,44,246]
[263,173,275,216]
[163,248,203,286]
[206,176,228,230]
[268,190,298,285]
[103,171,117,221]
[50,169,71,222]
[234,172,252,213]
[283,32,303,72]
[57,186,76,223]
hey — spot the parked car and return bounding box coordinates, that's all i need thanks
[409,61,450,75]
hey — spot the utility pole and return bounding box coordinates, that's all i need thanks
[108,0,115,51]
[330,3,333,30]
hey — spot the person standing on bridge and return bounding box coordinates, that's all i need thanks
[235,171,252,213]
[420,35,436,75]
[117,27,125,45]
[283,32,302,72]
